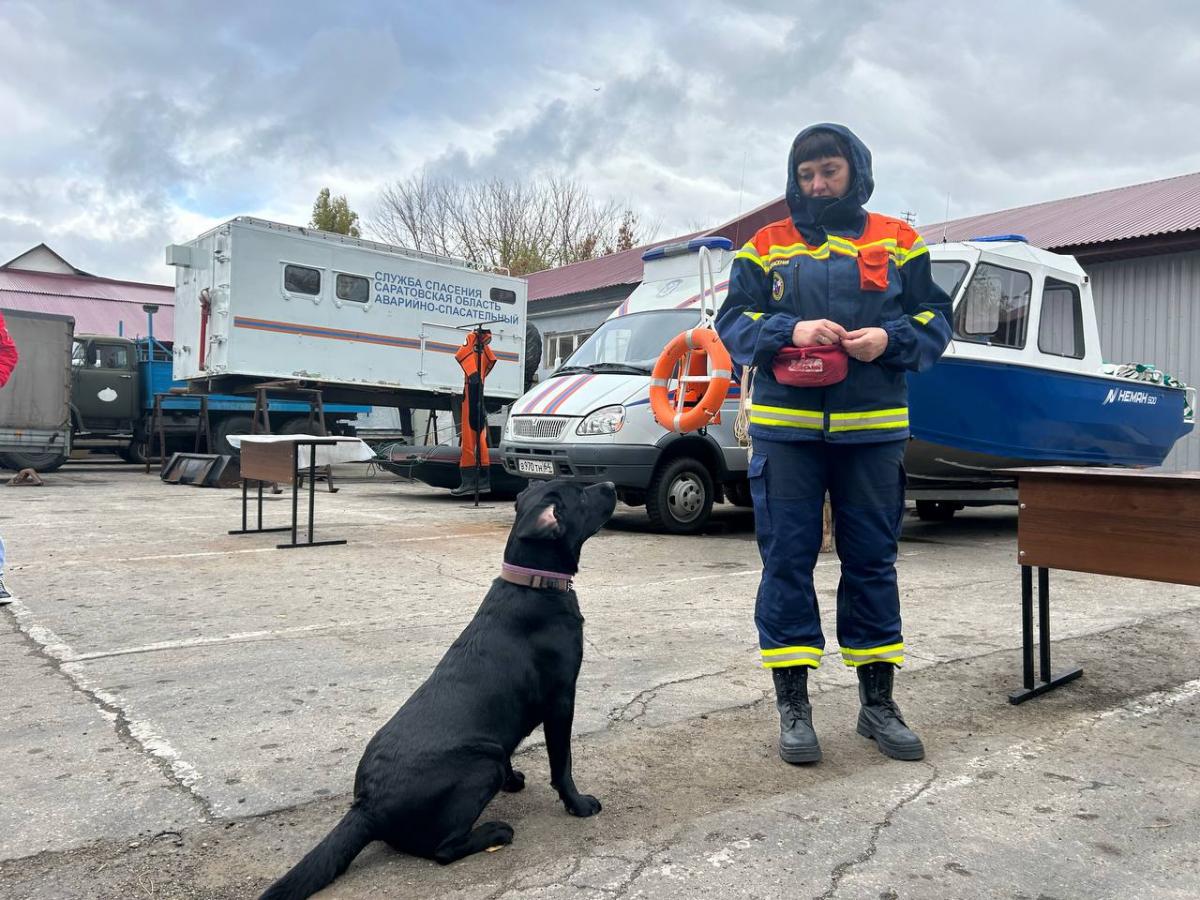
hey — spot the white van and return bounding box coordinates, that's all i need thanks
[499,237,743,533]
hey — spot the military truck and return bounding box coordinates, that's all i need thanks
[64,334,368,466]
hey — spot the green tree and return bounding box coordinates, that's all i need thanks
[310,187,361,237]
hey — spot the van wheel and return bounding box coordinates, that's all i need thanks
[646,457,714,534]
[214,415,255,457]
[725,478,753,508]
[915,500,958,522]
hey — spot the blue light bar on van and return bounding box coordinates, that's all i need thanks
[970,234,1028,243]
[641,236,734,261]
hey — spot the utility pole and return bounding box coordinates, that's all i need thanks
[900,210,918,225]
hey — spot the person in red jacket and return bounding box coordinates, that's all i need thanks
[0,309,16,602]
[0,310,16,389]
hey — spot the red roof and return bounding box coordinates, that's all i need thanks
[0,268,175,340]
[919,170,1200,249]
[526,197,791,303]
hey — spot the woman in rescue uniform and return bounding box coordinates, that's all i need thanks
[715,124,952,763]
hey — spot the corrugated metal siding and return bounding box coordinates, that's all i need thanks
[922,170,1200,250]
[1087,249,1200,472]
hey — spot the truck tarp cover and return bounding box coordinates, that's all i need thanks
[0,310,73,431]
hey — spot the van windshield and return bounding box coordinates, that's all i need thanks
[559,309,701,374]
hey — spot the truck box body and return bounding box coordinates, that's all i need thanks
[0,309,73,454]
[168,218,527,404]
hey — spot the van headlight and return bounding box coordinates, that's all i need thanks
[577,405,625,435]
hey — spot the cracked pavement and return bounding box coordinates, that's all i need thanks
[1,460,1198,898]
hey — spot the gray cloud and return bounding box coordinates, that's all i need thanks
[0,0,1197,281]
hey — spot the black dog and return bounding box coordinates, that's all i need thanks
[260,479,617,899]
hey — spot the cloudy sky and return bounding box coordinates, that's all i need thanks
[1,0,1198,283]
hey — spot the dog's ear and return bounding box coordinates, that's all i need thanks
[514,502,564,541]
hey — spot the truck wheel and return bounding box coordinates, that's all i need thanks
[646,457,714,534]
[214,415,255,457]
[1,450,69,472]
[915,500,958,522]
[118,439,149,464]
[278,417,319,436]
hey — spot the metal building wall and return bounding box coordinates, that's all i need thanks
[1086,248,1200,472]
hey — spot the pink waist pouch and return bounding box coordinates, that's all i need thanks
[772,344,849,387]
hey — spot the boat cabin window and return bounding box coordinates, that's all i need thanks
[283,264,322,297]
[1038,277,1085,359]
[953,262,1030,349]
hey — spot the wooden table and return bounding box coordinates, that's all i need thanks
[1008,466,1200,703]
[230,438,348,550]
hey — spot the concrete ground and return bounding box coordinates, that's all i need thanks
[1,458,1197,899]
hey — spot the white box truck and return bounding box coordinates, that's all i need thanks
[166,217,528,409]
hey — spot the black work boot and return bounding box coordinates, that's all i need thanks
[772,666,821,764]
[855,662,925,760]
[451,468,478,497]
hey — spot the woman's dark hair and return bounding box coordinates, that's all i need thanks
[793,129,852,164]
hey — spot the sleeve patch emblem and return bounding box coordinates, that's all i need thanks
[771,270,785,302]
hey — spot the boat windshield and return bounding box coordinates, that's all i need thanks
[932,260,970,301]
[559,309,701,375]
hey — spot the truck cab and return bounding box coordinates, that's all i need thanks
[71,335,140,437]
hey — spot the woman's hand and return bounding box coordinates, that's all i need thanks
[841,327,889,361]
[792,319,848,347]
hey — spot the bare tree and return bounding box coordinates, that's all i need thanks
[371,173,655,276]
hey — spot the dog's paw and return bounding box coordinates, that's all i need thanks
[564,794,602,818]
[502,769,526,792]
[479,820,515,849]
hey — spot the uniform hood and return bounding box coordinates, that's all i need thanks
[785,123,874,241]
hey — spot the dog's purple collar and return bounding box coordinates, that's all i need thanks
[500,562,574,592]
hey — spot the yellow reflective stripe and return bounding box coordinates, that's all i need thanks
[749,402,823,420]
[761,645,823,657]
[749,400,825,429]
[750,416,823,429]
[828,407,909,432]
[764,657,821,668]
[829,420,908,432]
[841,643,904,656]
[827,235,898,255]
[841,643,905,666]
[829,408,908,421]
[913,310,935,325]
[761,645,824,668]
[842,653,905,666]
[766,243,830,267]
[743,311,764,321]
[735,242,767,272]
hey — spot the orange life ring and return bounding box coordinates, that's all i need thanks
[649,327,733,433]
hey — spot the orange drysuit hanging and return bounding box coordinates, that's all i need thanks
[455,328,497,470]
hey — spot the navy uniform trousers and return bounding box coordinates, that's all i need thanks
[748,437,907,670]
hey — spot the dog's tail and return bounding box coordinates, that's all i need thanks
[259,806,374,900]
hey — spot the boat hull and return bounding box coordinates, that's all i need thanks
[906,356,1192,482]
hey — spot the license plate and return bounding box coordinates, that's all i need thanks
[517,458,555,476]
